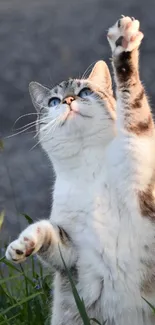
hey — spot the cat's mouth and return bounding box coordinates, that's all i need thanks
[61,108,92,126]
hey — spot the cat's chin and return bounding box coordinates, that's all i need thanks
[61,111,92,128]
[60,110,81,126]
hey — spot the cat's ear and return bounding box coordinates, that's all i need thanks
[29,82,50,111]
[88,61,113,96]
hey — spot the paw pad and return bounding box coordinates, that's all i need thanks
[5,221,51,263]
[107,16,144,54]
[16,249,23,255]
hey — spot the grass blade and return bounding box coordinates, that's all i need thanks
[0,291,43,316]
[0,211,4,229]
[0,313,20,325]
[0,256,5,263]
[22,214,34,224]
[59,246,90,325]
[0,274,23,285]
[19,264,34,286]
[0,258,21,273]
[142,297,155,313]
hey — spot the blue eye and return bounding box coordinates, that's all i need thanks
[78,87,92,98]
[48,97,61,107]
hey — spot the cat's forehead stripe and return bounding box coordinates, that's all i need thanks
[54,87,58,94]
[59,80,70,88]
[58,79,82,91]
[69,79,73,86]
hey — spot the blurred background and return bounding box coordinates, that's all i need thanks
[0,0,155,242]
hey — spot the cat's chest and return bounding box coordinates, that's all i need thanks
[52,174,155,269]
[52,175,109,221]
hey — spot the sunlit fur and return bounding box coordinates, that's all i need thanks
[32,78,116,170]
[6,16,155,325]
[31,70,117,325]
[6,61,117,324]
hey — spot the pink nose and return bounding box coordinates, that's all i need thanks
[63,96,75,105]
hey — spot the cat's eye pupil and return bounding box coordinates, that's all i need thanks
[48,97,61,107]
[78,87,92,98]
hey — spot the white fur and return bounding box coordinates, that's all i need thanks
[6,18,155,325]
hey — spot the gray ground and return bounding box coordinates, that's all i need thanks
[1,0,155,244]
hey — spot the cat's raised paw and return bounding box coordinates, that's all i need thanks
[107,16,144,55]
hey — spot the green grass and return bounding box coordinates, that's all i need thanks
[0,214,52,325]
[0,212,154,325]
[0,247,106,325]
[0,253,52,325]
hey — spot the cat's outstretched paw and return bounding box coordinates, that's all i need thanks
[5,221,52,263]
[107,16,144,55]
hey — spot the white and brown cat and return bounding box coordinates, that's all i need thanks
[6,17,155,325]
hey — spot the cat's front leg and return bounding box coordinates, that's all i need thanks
[106,16,155,195]
[107,16,153,137]
[5,220,77,269]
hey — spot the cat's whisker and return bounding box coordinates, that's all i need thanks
[31,126,55,151]
[4,117,48,139]
[81,61,97,79]
[4,124,39,139]
[13,116,50,132]
[44,117,61,137]
[30,117,61,151]
[34,116,59,139]
[23,130,36,135]
[13,113,39,129]
[50,118,61,135]
[13,120,37,131]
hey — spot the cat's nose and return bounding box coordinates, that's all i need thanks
[63,96,75,105]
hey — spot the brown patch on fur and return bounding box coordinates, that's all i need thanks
[139,185,155,219]
[141,273,155,295]
[39,238,52,254]
[38,228,53,254]
[131,88,145,109]
[140,260,155,301]
[113,49,139,85]
[127,115,153,135]
[25,247,35,257]
[114,52,133,83]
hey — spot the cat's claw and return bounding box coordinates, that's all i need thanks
[5,222,47,263]
[107,16,144,55]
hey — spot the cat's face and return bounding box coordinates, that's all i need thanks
[29,61,116,159]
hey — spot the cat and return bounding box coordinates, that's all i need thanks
[6,58,116,324]
[5,16,155,325]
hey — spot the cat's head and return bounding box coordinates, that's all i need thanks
[29,61,116,160]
